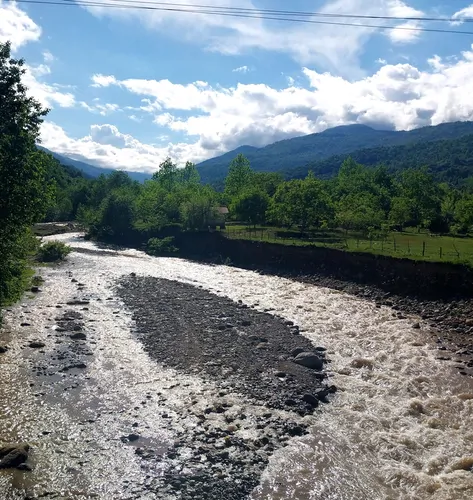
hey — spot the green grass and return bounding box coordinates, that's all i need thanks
[222,224,473,266]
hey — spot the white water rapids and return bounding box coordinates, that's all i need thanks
[1,233,472,499]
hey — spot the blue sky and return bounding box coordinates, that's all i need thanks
[2,0,473,173]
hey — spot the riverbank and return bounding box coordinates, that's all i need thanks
[171,232,473,378]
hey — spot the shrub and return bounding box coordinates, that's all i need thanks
[37,241,72,262]
[146,237,178,256]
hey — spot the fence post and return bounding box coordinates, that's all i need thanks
[393,237,397,252]
[439,247,443,259]
[381,239,384,251]
[408,240,410,255]
[422,241,425,257]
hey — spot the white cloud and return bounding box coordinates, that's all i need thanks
[233,65,250,73]
[40,121,209,173]
[376,58,387,64]
[24,60,75,109]
[42,50,55,63]
[82,0,424,76]
[0,0,41,50]
[91,74,118,87]
[385,0,423,43]
[75,44,473,170]
[452,4,473,24]
[80,101,121,115]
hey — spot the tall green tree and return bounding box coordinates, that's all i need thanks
[224,154,253,199]
[0,41,51,306]
[231,189,270,226]
[269,174,332,232]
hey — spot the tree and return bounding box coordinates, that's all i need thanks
[0,41,51,306]
[179,161,200,185]
[231,190,269,226]
[152,158,178,191]
[252,172,283,197]
[454,194,473,233]
[395,167,441,231]
[180,191,218,230]
[269,174,332,232]
[224,154,253,199]
[337,193,385,234]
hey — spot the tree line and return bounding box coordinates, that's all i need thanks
[46,151,473,246]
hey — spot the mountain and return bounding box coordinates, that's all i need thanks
[196,121,473,184]
[39,147,152,182]
[288,133,473,185]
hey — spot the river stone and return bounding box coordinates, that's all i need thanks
[293,352,324,370]
[0,444,29,469]
[290,347,305,357]
[0,346,8,354]
[302,394,319,407]
[28,341,45,349]
[30,286,41,293]
[70,332,87,340]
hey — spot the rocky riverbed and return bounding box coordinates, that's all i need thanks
[115,276,335,499]
[0,263,334,499]
[1,234,473,500]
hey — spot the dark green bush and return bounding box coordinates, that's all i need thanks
[146,237,178,256]
[37,241,72,262]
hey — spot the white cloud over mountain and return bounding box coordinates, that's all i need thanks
[39,44,473,173]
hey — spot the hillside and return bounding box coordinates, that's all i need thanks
[197,121,473,184]
[39,147,152,182]
[287,134,473,185]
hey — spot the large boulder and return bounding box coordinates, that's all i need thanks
[292,352,324,371]
[0,443,30,469]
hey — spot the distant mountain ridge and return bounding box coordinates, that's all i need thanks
[39,147,152,182]
[196,121,473,184]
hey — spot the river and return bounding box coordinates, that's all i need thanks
[0,233,472,499]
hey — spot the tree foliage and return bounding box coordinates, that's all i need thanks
[0,41,52,306]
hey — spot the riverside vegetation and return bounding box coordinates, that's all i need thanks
[0,42,72,323]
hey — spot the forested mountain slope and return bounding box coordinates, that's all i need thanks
[197,121,473,184]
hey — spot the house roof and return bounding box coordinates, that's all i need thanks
[217,206,229,214]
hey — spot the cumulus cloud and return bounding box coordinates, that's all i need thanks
[86,45,473,160]
[81,0,424,76]
[40,121,211,173]
[0,0,41,50]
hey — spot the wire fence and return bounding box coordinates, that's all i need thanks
[223,227,473,265]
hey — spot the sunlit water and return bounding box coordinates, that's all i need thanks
[1,233,472,499]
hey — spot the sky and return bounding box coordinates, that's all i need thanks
[2,0,473,173]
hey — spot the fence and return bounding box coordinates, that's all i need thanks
[223,227,473,265]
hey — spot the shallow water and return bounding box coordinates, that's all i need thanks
[1,233,472,499]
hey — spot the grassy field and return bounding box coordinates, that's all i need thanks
[223,224,473,266]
